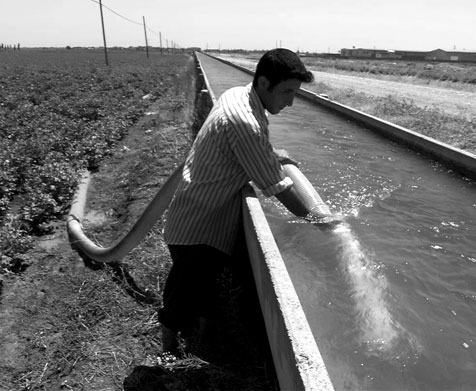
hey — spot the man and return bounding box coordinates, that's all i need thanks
[159,48,326,353]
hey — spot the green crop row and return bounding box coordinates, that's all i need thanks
[0,49,186,263]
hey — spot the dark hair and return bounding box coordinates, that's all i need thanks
[252,48,314,89]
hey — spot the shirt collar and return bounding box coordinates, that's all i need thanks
[247,83,269,125]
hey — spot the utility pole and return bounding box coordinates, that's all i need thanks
[159,32,163,55]
[143,16,149,58]
[98,0,109,66]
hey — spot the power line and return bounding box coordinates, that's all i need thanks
[89,0,182,65]
[88,0,142,26]
[87,0,168,40]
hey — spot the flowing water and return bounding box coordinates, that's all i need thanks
[264,103,476,390]
[197,53,476,390]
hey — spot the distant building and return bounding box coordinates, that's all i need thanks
[393,50,427,61]
[340,48,402,59]
[340,47,476,62]
[425,49,476,62]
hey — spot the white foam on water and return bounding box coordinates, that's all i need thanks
[333,223,401,356]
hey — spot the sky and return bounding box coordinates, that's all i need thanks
[1,0,476,53]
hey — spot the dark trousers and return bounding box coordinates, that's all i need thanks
[158,244,227,332]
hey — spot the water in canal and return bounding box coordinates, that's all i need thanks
[197,54,476,390]
[262,100,476,390]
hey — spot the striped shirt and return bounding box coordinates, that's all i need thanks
[164,83,293,255]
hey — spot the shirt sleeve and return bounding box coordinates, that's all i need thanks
[226,113,294,197]
[261,176,294,197]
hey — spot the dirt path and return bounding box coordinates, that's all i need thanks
[309,70,476,119]
[0,84,192,391]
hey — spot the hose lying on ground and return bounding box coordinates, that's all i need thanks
[67,162,184,264]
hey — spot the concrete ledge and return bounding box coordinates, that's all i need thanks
[242,185,334,391]
[202,52,255,76]
[196,52,218,103]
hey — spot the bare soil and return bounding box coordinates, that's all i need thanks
[309,70,476,120]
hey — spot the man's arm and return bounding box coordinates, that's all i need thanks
[273,148,299,167]
[276,187,344,228]
[274,185,310,217]
[275,163,345,228]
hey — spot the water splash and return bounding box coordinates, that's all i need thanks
[332,223,401,355]
[324,171,401,218]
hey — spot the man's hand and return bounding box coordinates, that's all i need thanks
[274,148,299,167]
[304,212,345,230]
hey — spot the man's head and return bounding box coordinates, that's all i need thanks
[253,48,314,114]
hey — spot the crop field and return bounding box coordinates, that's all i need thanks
[0,49,186,269]
[0,49,277,391]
